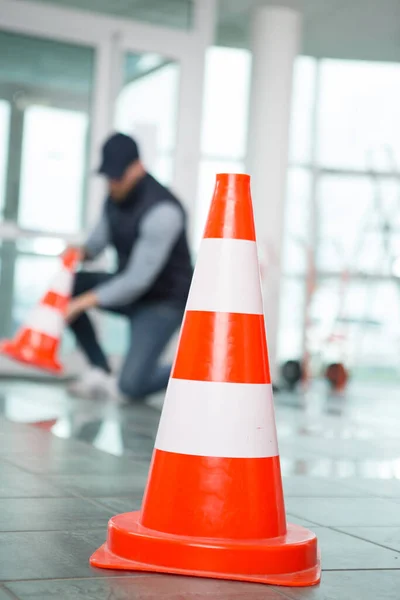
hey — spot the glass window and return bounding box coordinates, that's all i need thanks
[0,31,94,231]
[316,175,373,273]
[154,155,174,187]
[288,56,317,165]
[281,57,400,378]
[13,253,59,331]
[310,278,400,372]
[0,100,10,216]
[99,314,129,360]
[0,32,94,354]
[201,47,251,159]
[282,168,312,275]
[316,174,400,275]
[195,159,246,251]
[115,58,180,187]
[277,277,306,362]
[317,60,400,171]
[19,106,88,234]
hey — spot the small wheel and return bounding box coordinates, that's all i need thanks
[325,362,349,391]
[281,360,303,390]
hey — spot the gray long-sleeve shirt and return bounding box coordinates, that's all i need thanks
[85,201,184,307]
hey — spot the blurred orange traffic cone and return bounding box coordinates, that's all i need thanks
[0,247,80,374]
[90,173,321,587]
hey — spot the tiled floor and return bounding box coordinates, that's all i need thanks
[0,379,399,598]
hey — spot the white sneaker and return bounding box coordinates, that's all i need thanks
[67,367,119,401]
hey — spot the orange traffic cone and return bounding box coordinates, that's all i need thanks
[90,173,321,587]
[0,247,80,374]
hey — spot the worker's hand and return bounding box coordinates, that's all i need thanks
[65,292,98,323]
[62,245,86,262]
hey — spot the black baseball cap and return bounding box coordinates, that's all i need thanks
[98,133,140,180]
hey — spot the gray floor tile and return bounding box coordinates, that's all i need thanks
[7,452,147,477]
[0,587,16,600]
[340,478,400,498]
[281,436,400,461]
[280,569,400,600]
[310,527,400,570]
[2,382,400,597]
[0,498,113,532]
[0,530,123,581]
[286,513,320,527]
[95,497,143,514]
[335,526,400,552]
[48,471,149,497]
[282,477,364,498]
[7,575,288,599]
[69,528,400,584]
[285,497,400,526]
[0,419,42,436]
[0,428,95,458]
[0,462,72,498]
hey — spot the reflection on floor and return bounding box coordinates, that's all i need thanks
[0,378,399,479]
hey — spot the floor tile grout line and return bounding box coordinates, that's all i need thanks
[1,574,157,584]
[0,455,84,499]
[269,587,294,600]
[320,567,400,571]
[286,514,321,526]
[0,495,79,500]
[0,452,148,506]
[282,510,326,527]
[76,496,140,513]
[4,567,400,586]
[328,525,400,554]
[0,452,147,478]
[283,513,400,537]
[0,527,112,534]
[0,585,19,600]
[87,499,128,512]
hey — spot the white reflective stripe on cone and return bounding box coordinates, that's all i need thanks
[25,304,64,337]
[50,268,73,297]
[186,238,263,314]
[155,380,278,458]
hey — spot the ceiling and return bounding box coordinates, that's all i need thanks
[16,0,400,62]
[21,0,193,29]
[4,0,400,95]
[218,0,400,62]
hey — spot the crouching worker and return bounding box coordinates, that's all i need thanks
[65,133,193,401]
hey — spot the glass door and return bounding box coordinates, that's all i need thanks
[0,30,94,362]
[0,0,209,375]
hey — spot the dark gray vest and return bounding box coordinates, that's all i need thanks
[105,174,193,306]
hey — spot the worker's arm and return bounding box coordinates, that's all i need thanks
[65,201,184,323]
[94,202,184,307]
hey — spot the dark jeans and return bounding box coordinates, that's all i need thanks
[69,272,184,400]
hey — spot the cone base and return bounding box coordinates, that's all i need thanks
[90,512,321,588]
[0,341,62,374]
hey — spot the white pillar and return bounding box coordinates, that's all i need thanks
[247,6,302,382]
[86,35,122,231]
[173,0,217,249]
